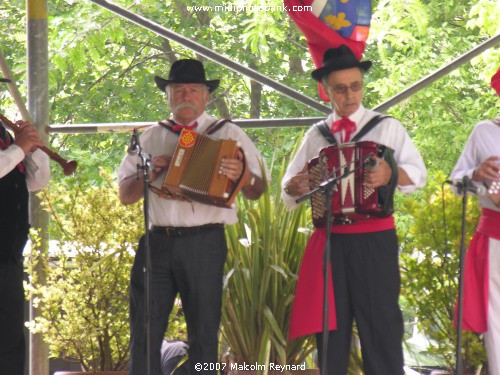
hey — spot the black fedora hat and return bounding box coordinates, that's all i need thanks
[155,59,220,93]
[311,45,372,82]
[1,77,11,83]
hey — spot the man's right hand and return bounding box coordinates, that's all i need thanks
[149,155,172,181]
[13,121,45,155]
[284,163,313,197]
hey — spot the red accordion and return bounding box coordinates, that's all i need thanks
[308,141,397,226]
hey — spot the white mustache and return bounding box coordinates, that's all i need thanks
[173,102,198,112]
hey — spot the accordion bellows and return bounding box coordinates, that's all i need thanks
[162,129,249,208]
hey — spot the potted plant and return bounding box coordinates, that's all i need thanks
[25,170,142,373]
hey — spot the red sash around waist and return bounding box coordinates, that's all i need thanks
[458,208,500,333]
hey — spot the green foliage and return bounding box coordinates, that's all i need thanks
[2,0,498,370]
[25,170,143,371]
[399,171,486,371]
[222,161,315,367]
[367,0,499,175]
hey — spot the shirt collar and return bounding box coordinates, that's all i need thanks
[328,104,365,125]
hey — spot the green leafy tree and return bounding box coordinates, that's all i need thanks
[2,0,499,371]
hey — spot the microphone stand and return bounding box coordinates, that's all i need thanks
[131,129,153,375]
[454,176,474,375]
[296,158,373,375]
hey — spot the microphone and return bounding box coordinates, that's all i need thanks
[446,178,487,196]
[128,128,139,155]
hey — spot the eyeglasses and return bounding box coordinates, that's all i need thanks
[326,81,363,95]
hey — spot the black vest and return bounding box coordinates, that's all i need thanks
[0,149,29,262]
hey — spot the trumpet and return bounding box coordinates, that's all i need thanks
[0,114,77,176]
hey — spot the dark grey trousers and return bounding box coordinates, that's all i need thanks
[129,227,227,375]
[0,260,25,375]
[316,229,405,375]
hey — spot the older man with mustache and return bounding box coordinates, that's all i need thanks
[118,59,267,375]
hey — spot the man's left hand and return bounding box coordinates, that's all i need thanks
[364,156,392,189]
[219,150,245,182]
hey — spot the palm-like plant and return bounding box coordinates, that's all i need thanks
[221,161,315,368]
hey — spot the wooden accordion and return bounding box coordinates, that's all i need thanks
[308,141,397,226]
[159,129,249,208]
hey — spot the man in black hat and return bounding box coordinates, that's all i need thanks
[281,45,426,374]
[118,59,267,374]
[1,77,50,375]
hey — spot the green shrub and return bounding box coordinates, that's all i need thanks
[399,171,486,372]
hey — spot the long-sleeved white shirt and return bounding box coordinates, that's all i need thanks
[281,105,427,210]
[450,118,500,212]
[0,144,50,191]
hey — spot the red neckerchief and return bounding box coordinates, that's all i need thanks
[0,126,26,174]
[172,121,198,133]
[330,116,356,142]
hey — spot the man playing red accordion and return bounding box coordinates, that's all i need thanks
[450,67,500,375]
[281,45,426,374]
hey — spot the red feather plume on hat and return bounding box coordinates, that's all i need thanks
[491,67,500,96]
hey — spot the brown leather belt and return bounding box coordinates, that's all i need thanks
[151,223,224,237]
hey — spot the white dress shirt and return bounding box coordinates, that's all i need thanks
[281,105,427,210]
[0,143,50,191]
[118,112,268,226]
[451,118,500,212]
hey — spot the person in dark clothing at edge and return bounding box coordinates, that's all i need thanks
[0,77,50,375]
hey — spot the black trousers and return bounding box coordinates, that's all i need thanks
[129,227,227,375]
[316,229,404,375]
[0,260,26,375]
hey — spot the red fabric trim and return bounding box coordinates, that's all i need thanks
[289,228,337,339]
[172,121,197,133]
[457,208,500,333]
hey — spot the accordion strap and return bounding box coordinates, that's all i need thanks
[205,118,231,135]
[314,115,390,144]
[158,119,178,133]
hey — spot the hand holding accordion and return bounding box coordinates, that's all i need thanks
[152,129,249,208]
[308,141,398,226]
